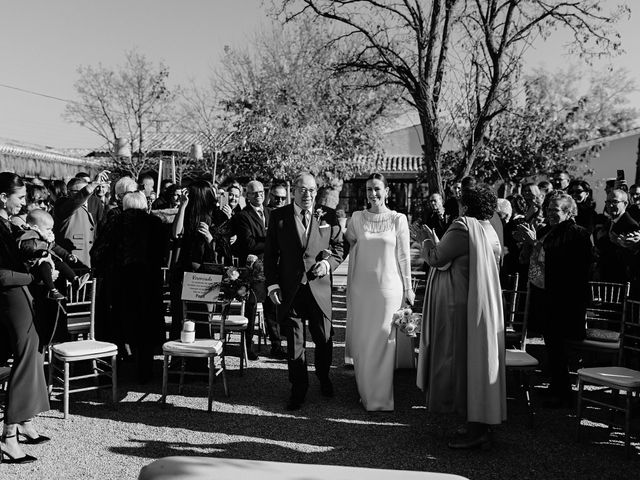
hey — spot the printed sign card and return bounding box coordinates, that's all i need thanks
[181,272,222,302]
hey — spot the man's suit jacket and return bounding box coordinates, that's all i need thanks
[233,205,271,267]
[264,204,343,324]
[54,190,95,268]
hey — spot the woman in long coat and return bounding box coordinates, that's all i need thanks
[0,172,50,464]
[414,185,506,449]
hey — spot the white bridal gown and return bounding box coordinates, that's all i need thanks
[345,210,411,411]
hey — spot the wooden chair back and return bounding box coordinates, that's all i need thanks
[620,299,640,368]
[586,281,630,333]
[502,276,530,350]
[63,278,97,340]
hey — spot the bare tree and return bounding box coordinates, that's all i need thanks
[276,0,629,192]
[64,50,176,178]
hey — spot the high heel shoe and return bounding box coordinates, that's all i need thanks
[0,434,37,464]
[17,421,51,445]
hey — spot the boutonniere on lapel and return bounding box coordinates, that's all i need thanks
[314,208,329,227]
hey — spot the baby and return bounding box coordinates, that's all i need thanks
[17,209,89,301]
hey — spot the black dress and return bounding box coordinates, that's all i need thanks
[92,209,165,382]
[0,218,50,423]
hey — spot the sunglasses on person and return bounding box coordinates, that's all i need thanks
[271,195,287,202]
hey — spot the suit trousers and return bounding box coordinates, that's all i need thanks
[282,283,332,400]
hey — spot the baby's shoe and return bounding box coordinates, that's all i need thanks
[47,288,66,301]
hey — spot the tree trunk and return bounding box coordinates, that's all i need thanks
[420,121,444,196]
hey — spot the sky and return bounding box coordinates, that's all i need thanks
[0,0,638,149]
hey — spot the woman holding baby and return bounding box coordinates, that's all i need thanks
[0,172,51,464]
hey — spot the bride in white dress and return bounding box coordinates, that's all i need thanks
[345,173,414,411]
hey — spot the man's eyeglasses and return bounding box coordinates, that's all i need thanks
[605,199,624,205]
[248,190,265,196]
[296,187,317,195]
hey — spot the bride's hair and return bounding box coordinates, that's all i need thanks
[367,172,387,187]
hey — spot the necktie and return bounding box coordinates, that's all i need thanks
[301,209,309,229]
[256,208,265,226]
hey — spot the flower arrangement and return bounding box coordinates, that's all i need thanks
[213,256,265,302]
[393,308,422,336]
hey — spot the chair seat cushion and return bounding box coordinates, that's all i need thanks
[209,315,248,328]
[585,328,620,343]
[576,338,620,350]
[505,349,539,368]
[578,366,640,388]
[163,339,223,356]
[52,340,117,358]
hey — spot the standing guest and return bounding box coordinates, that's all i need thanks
[159,179,174,196]
[170,180,230,339]
[595,189,639,285]
[0,172,50,464]
[538,181,553,197]
[75,172,106,226]
[516,192,592,407]
[344,173,413,411]
[444,182,462,220]
[551,171,571,192]
[91,191,164,383]
[138,172,155,199]
[225,183,242,217]
[234,181,285,360]
[627,184,640,222]
[54,172,109,270]
[152,184,181,210]
[425,193,450,239]
[268,182,289,209]
[521,183,546,229]
[264,173,344,411]
[568,179,597,234]
[415,185,506,449]
[10,184,50,229]
[502,194,528,285]
[47,180,67,208]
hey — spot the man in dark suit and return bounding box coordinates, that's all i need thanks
[264,173,344,411]
[233,180,285,360]
[425,193,450,238]
[596,189,640,284]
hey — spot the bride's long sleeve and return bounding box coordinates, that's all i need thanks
[395,214,412,290]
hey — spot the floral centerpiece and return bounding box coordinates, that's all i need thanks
[212,255,265,303]
[393,308,422,336]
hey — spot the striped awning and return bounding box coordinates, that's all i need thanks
[0,142,100,180]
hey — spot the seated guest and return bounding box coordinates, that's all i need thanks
[425,193,450,238]
[233,180,285,360]
[568,180,597,234]
[515,192,592,407]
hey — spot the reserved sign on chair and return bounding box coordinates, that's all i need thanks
[181,272,223,302]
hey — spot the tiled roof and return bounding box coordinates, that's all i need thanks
[355,155,422,173]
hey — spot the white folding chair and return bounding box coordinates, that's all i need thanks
[48,279,118,418]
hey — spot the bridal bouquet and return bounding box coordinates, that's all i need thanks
[393,308,422,336]
[214,256,265,302]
